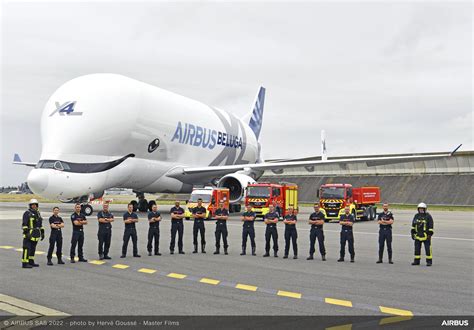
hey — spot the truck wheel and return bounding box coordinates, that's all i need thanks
[81,204,93,216]
[148,200,156,212]
[369,207,376,220]
[130,200,138,212]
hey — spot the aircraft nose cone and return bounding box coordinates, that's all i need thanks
[27,170,49,194]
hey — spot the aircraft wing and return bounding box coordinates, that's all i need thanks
[167,144,461,179]
[12,153,36,167]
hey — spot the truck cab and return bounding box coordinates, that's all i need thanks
[185,187,230,219]
[318,183,379,221]
[245,182,298,218]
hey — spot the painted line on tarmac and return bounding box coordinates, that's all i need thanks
[200,277,220,285]
[379,306,414,316]
[0,293,69,316]
[325,297,353,308]
[1,246,416,317]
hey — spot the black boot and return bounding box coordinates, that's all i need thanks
[263,252,270,257]
[337,257,344,262]
[350,256,355,263]
[57,257,65,264]
[251,247,256,256]
[376,259,383,264]
[155,251,161,256]
[148,251,152,256]
[224,248,228,255]
[99,254,104,260]
[274,251,278,258]
[29,260,39,267]
[47,259,53,266]
[240,247,246,256]
[283,255,288,259]
[389,258,393,264]
[193,244,198,254]
[307,254,314,260]
[411,258,420,265]
[426,259,432,267]
[293,255,298,259]
[214,247,220,255]
[201,243,206,254]
[322,255,326,261]
[103,255,111,260]
[22,263,32,269]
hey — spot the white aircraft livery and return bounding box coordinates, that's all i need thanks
[14,74,460,213]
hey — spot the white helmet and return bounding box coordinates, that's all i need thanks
[29,198,39,205]
[417,202,427,209]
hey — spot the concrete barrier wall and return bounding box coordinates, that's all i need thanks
[259,174,474,205]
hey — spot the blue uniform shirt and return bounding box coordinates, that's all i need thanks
[192,206,207,223]
[215,208,229,225]
[49,215,63,232]
[170,206,184,222]
[148,211,161,229]
[242,211,256,228]
[264,212,279,228]
[377,211,394,229]
[97,211,113,230]
[71,212,86,231]
[339,214,354,231]
[284,214,297,228]
[309,211,325,229]
[123,212,138,229]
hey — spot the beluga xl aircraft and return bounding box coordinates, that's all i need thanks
[14,74,461,215]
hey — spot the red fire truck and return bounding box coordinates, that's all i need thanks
[245,182,298,218]
[318,183,380,221]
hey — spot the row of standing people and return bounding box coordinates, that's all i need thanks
[20,199,434,268]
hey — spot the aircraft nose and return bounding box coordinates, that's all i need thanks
[27,169,49,194]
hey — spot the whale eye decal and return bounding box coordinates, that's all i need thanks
[148,138,160,153]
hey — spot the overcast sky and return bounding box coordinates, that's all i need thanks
[1,1,472,186]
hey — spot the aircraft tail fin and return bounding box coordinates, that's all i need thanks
[13,153,36,167]
[248,86,265,140]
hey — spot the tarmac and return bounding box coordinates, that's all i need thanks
[0,202,472,317]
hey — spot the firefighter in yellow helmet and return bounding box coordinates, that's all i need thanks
[411,203,434,266]
[21,199,45,268]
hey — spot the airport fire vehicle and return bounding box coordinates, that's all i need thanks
[184,187,230,219]
[318,183,380,221]
[245,182,298,218]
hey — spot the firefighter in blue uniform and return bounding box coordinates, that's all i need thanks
[70,203,88,263]
[97,203,114,260]
[411,202,434,266]
[307,203,326,261]
[241,204,256,256]
[192,198,207,253]
[377,203,394,264]
[283,206,298,259]
[47,206,64,265]
[170,201,185,254]
[21,199,44,268]
[263,204,279,257]
[213,202,229,255]
[121,203,141,258]
[147,203,161,256]
[338,206,355,262]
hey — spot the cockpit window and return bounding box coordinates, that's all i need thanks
[36,154,134,173]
